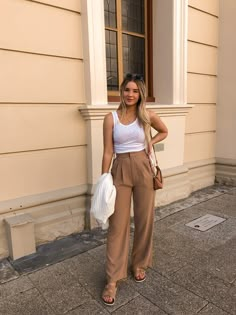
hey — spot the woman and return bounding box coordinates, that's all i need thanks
[101,73,168,305]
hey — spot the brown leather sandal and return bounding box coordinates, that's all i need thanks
[134,268,146,283]
[102,283,117,306]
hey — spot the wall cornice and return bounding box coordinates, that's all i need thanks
[79,104,193,120]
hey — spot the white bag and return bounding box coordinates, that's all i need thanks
[90,173,116,229]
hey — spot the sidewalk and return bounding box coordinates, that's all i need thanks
[0,184,235,315]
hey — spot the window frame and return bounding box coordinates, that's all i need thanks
[105,0,154,102]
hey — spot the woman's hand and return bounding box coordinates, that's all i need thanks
[148,110,168,145]
[147,141,153,155]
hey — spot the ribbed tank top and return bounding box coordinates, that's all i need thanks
[112,111,145,154]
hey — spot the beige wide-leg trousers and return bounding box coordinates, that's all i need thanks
[106,150,155,283]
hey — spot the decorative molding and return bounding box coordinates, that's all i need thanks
[173,0,188,105]
[81,0,107,105]
[216,157,236,167]
[79,104,193,120]
[185,158,216,170]
[153,0,188,104]
[0,185,87,214]
[162,164,189,178]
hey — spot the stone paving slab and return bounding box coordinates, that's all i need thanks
[153,205,207,235]
[0,276,34,300]
[112,295,168,315]
[0,260,19,284]
[190,238,236,284]
[66,300,110,315]
[0,288,55,315]
[194,193,236,217]
[153,228,210,265]
[130,269,208,315]
[87,244,107,265]
[170,264,236,315]
[28,262,93,314]
[61,252,139,312]
[198,303,230,315]
[152,246,188,277]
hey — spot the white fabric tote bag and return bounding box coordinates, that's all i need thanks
[90,173,116,229]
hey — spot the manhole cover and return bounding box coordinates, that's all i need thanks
[185,214,226,231]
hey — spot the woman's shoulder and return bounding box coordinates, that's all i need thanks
[146,109,158,119]
[104,112,114,127]
[104,112,112,120]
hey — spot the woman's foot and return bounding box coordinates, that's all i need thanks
[134,268,146,283]
[102,282,117,306]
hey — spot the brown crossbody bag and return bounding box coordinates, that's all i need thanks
[146,132,163,190]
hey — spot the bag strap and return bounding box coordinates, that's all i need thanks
[147,128,158,167]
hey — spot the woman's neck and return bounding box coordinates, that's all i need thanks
[125,106,137,114]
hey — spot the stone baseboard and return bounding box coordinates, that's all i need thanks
[215,158,236,186]
[0,186,87,259]
[186,158,216,191]
[155,159,216,207]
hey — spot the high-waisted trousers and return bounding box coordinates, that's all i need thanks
[106,150,155,283]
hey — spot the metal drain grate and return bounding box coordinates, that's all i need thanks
[185,214,226,231]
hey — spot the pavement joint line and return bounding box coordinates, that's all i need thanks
[198,302,232,315]
[150,263,235,314]
[134,292,170,315]
[196,302,210,314]
[34,285,55,315]
[135,267,208,314]
[163,269,233,315]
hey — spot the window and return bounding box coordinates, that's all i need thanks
[104,0,154,101]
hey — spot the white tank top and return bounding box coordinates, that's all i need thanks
[112,111,146,154]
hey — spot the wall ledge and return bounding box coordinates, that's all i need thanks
[79,104,193,120]
[0,184,87,215]
[216,157,236,167]
[185,158,216,170]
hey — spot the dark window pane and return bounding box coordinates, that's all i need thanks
[104,0,117,28]
[122,34,145,79]
[106,30,119,90]
[122,0,144,34]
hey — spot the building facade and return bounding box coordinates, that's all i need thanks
[0,0,235,260]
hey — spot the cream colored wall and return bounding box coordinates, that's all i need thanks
[215,0,236,185]
[185,2,219,185]
[217,0,236,160]
[0,0,86,258]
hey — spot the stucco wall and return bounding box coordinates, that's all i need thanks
[184,0,219,190]
[215,0,236,185]
[185,1,218,164]
[0,0,87,257]
[217,0,236,160]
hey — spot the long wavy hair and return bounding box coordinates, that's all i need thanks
[118,73,151,139]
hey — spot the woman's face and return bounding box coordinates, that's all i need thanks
[123,81,140,107]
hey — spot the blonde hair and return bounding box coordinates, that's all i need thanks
[118,74,151,139]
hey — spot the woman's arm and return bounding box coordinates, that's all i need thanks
[101,113,114,174]
[147,110,168,154]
